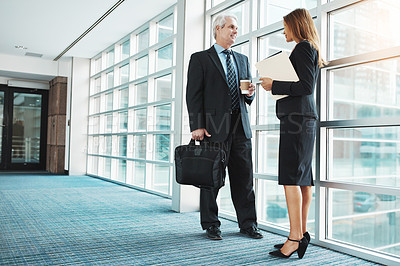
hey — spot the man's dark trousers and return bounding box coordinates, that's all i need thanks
[200,112,257,230]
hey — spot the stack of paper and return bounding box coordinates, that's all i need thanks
[255,51,298,100]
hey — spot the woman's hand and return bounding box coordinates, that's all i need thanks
[259,77,273,91]
[246,83,255,97]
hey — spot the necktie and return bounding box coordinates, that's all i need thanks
[222,49,239,110]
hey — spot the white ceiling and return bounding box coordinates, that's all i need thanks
[0,0,177,61]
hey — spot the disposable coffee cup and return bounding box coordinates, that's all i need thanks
[240,80,251,94]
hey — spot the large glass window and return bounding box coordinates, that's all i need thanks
[106,114,113,133]
[134,108,147,131]
[158,15,174,42]
[155,134,170,162]
[119,111,128,132]
[156,44,173,72]
[120,40,130,61]
[328,126,400,187]
[321,0,400,262]
[328,58,400,120]
[155,74,172,101]
[119,64,129,85]
[257,180,289,225]
[92,116,100,135]
[119,88,129,109]
[155,104,171,131]
[212,0,225,7]
[134,135,146,159]
[137,29,149,52]
[218,179,236,215]
[136,56,148,78]
[153,164,170,194]
[104,158,112,178]
[259,0,317,28]
[329,0,400,60]
[95,57,102,73]
[118,135,127,157]
[135,82,148,105]
[329,188,399,257]
[106,71,114,90]
[256,84,279,125]
[117,160,127,182]
[232,42,249,58]
[94,77,101,94]
[88,156,99,175]
[258,32,295,61]
[133,162,145,187]
[257,130,279,174]
[87,7,192,198]
[212,1,250,37]
[106,92,113,111]
[106,49,114,67]
[90,96,100,115]
[105,136,112,156]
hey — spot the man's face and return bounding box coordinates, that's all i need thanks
[215,17,238,48]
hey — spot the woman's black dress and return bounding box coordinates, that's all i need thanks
[271,40,319,186]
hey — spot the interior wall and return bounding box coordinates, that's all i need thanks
[68,57,90,175]
[0,53,58,78]
[171,0,205,212]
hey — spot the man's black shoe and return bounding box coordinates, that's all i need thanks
[206,225,222,240]
[240,225,263,239]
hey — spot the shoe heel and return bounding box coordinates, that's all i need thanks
[297,237,309,259]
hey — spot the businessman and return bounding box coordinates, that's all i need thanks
[186,14,262,240]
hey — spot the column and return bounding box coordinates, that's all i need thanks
[171,0,205,212]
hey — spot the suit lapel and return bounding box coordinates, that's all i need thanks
[207,46,227,83]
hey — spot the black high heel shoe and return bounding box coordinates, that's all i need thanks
[269,236,309,259]
[274,232,310,249]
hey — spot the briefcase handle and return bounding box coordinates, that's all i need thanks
[189,139,211,147]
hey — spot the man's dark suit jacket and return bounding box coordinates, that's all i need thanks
[186,45,255,143]
[271,40,319,119]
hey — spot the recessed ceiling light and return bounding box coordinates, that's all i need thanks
[15,45,27,50]
[25,52,43,58]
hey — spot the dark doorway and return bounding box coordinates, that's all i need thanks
[0,85,48,170]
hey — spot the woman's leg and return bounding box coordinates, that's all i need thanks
[280,185,303,255]
[300,186,313,234]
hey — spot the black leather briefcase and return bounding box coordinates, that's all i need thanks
[175,140,226,189]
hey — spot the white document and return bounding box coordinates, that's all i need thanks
[255,51,299,100]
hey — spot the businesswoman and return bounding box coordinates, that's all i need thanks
[260,8,324,259]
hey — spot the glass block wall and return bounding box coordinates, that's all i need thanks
[88,8,176,197]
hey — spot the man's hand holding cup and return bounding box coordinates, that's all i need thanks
[240,79,255,97]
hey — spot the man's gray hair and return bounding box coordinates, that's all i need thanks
[212,14,238,40]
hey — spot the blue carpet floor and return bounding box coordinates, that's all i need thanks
[0,174,378,265]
